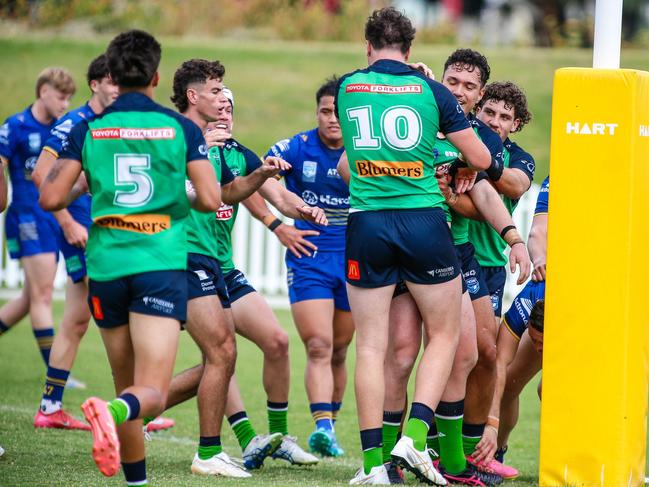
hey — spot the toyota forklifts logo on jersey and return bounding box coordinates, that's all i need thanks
[345,83,422,94]
[565,122,618,135]
[91,128,176,139]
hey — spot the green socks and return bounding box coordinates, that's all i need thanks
[107,399,128,425]
[436,400,466,475]
[382,410,404,463]
[198,436,222,460]
[427,422,440,460]
[228,411,257,450]
[364,447,383,474]
[404,418,429,451]
[267,401,289,435]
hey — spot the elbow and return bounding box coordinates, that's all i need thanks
[200,193,221,212]
[39,190,64,211]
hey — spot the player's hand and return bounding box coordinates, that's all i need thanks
[205,123,231,148]
[435,168,454,200]
[472,425,498,464]
[509,242,531,285]
[408,62,435,79]
[454,166,477,194]
[62,219,88,249]
[532,257,546,282]
[297,205,328,226]
[259,156,291,179]
[273,224,319,258]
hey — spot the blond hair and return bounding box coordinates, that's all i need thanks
[35,67,76,98]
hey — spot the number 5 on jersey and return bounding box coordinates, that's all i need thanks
[114,154,154,207]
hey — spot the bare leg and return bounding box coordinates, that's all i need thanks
[331,308,354,405]
[232,292,289,403]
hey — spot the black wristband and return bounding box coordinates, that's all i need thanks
[500,225,516,238]
[268,218,282,232]
[485,156,504,181]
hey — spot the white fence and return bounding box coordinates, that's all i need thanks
[0,183,541,308]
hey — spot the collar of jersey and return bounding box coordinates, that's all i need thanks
[369,59,413,75]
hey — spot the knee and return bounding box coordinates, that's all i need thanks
[455,343,479,376]
[68,319,90,339]
[30,285,54,307]
[387,347,418,381]
[476,341,497,370]
[205,332,237,369]
[262,329,289,362]
[331,343,350,368]
[305,336,332,362]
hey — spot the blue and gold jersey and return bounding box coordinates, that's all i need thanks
[0,106,57,208]
[503,279,546,340]
[267,128,347,252]
[44,103,97,226]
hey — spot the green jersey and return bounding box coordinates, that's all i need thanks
[468,138,535,267]
[335,59,469,211]
[213,139,261,273]
[185,146,236,260]
[61,92,207,281]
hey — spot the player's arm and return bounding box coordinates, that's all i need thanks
[469,180,531,283]
[0,159,7,212]
[492,167,531,200]
[39,158,85,211]
[33,148,87,248]
[242,191,320,258]
[257,177,327,224]
[187,159,221,212]
[472,323,521,463]
[337,151,350,185]
[222,156,290,205]
[528,213,548,282]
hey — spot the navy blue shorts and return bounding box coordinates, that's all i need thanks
[455,242,489,301]
[5,205,59,259]
[223,268,256,304]
[286,251,350,311]
[481,266,507,317]
[346,208,460,288]
[187,253,230,309]
[88,271,187,328]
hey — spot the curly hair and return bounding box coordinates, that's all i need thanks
[170,59,226,113]
[365,7,416,54]
[528,299,545,333]
[106,30,161,88]
[477,81,532,131]
[443,48,490,86]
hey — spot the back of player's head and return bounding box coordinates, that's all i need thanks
[476,81,532,131]
[444,49,490,86]
[529,299,545,333]
[170,59,226,112]
[106,30,161,88]
[365,7,416,54]
[316,76,338,105]
[35,67,76,99]
[86,54,110,86]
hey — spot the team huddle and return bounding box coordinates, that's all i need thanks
[0,6,550,487]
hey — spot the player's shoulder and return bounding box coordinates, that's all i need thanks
[4,107,31,129]
[269,129,313,156]
[472,116,502,146]
[540,176,549,191]
[504,139,534,162]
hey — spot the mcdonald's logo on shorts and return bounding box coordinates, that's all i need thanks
[347,260,360,280]
[91,296,104,320]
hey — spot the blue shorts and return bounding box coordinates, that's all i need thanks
[286,251,350,311]
[455,242,489,301]
[481,266,507,317]
[223,268,256,304]
[346,208,460,288]
[88,271,187,328]
[5,205,59,259]
[187,253,230,309]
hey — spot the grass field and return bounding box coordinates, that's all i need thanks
[0,300,544,486]
[1,35,649,184]
[0,35,648,485]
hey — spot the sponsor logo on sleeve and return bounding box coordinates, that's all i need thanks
[215,204,234,220]
[91,128,176,140]
[94,214,171,234]
[345,84,422,94]
[355,160,423,178]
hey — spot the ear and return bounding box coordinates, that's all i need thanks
[89,79,99,94]
[511,118,521,133]
[366,41,372,58]
[187,87,198,105]
[151,71,160,88]
[404,47,411,62]
[477,86,485,104]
